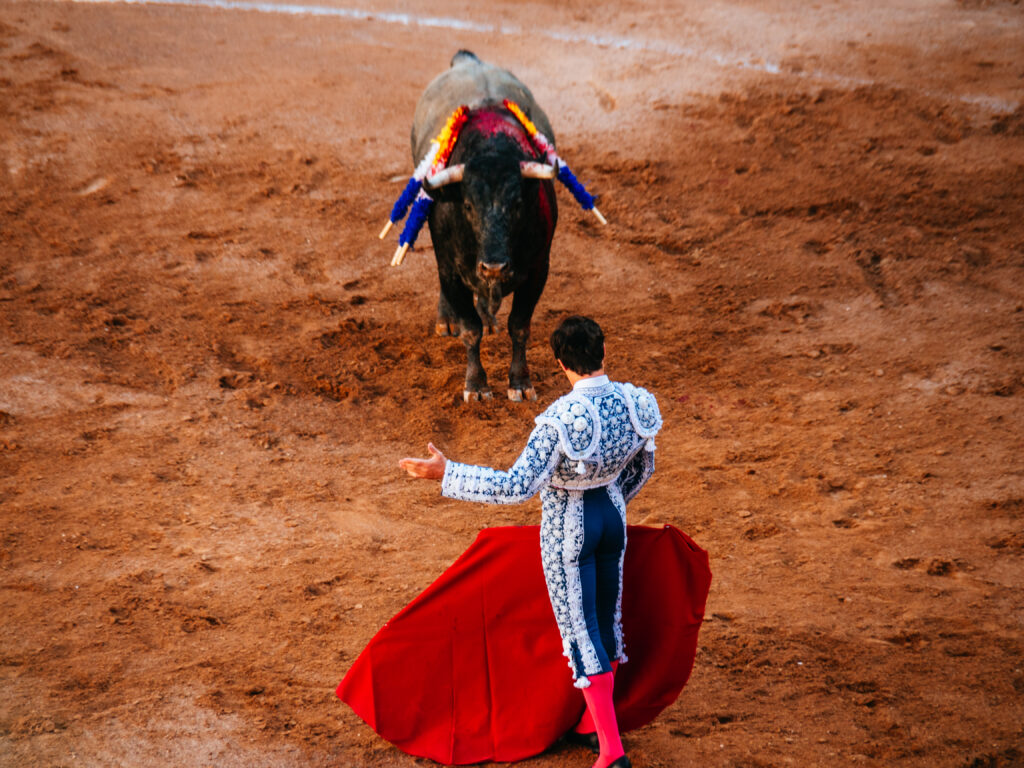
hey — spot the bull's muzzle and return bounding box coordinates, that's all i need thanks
[477,261,508,281]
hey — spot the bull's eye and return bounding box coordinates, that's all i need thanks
[463,201,473,215]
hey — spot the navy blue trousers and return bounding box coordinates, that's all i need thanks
[577,486,625,675]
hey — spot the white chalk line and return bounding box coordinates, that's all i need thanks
[65,0,1018,113]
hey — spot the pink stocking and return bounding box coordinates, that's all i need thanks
[580,670,625,768]
[573,661,617,734]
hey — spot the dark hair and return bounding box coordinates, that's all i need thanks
[550,315,605,375]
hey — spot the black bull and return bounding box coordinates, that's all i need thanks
[410,51,559,402]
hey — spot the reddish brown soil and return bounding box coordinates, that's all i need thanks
[2,1,1023,766]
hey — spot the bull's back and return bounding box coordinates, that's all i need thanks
[410,52,556,163]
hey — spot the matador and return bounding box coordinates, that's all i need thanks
[401,315,662,768]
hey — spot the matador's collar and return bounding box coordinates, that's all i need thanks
[573,375,610,391]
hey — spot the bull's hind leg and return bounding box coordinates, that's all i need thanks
[474,292,500,335]
[435,293,459,337]
[506,264,548,402]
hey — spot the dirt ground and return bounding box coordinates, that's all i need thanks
[2,1,1023,766]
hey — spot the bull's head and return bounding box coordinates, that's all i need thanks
[424,156,555,282]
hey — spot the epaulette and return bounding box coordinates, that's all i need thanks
[535,393,602,461]
[619,383,662,451]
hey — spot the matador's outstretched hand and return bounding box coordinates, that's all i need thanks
[399,442,448,480]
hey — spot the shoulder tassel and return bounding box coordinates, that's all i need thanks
[576,460,587,474]
[645,438,656,452]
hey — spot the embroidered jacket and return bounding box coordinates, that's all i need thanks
[441,375,662,686]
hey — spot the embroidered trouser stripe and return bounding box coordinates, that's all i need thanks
[560,491,601,679]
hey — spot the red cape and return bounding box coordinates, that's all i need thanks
[337,524,711,764]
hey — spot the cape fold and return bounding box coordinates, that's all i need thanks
[337,524,711,764]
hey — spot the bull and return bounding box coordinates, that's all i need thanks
[410,50,560,402]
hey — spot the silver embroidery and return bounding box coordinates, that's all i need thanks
[440,381,660,683]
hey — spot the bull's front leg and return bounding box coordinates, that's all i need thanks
[440,280,491,401]
[460,320,490,401]
[506,264,548,402]
[506,319,534,402]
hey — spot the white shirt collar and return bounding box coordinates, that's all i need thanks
[573,374,610,391]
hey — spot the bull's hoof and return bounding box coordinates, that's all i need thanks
[435,321,459,337]
[463,389,493,403]
[482,322,498,335]
[507,387,537,402]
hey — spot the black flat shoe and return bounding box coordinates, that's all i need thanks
[607,756,631,768]
[563,729,599,753]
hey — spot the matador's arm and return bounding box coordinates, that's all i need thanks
[441,423,562,505]
[616,447,655,504]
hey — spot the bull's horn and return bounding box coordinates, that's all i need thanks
[520,162,557,179]
[423,164,465,190]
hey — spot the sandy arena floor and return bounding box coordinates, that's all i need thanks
[2,1,1023,766]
